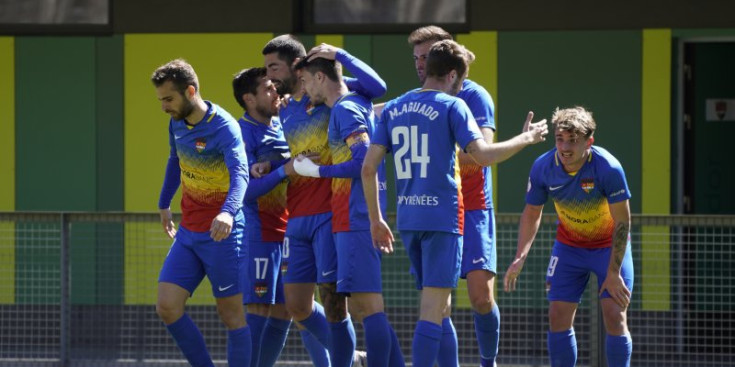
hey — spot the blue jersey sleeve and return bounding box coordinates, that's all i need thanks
[448,99,483,151]
[525,159,548,206]
[373,108,391,151]
[460,82,495,130]
[244,165,288,201]
[338,49,387,100]
[319,101,369,178]
[601,159,631,204]
[220,122,249,216]
[158,122,181,209]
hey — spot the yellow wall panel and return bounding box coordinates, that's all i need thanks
[0,37,15,211]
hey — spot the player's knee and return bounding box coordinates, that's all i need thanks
[286,302,312,321]
[468,289,494,313]
[216,302,245,329]
[155,300,183,324]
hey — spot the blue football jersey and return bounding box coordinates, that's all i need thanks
[526,146,631,248]
[374,89,483,234]
[457,79,496,211]
[327,92,386,232]
[238,112,290,242]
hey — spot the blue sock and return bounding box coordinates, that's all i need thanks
[412,320,442,367]
[298,303,332,349]
[388,325,405,367]
[329,317,356,367]
[474,304,500,366]
[227,326,252,367]
[363,312,391,367]
[256,317,291,367]
[165,313,214,367]
[437,317,458,367]
[300,329,331,367]
[548,329,577,367]
[606,334,632,367]
[246,314,267,367]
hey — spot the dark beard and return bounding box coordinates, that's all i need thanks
[255,104,275,120]
[178,100,195,122]
[274,74,297,96]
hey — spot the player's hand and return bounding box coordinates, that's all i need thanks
[370,219,395,254]
[283,159,296,177]
[503,257,526,292]
[159,208,177,239]
[210,212,234,242]
[279,94,291,108]
[306,43,339,62]
[599,271,631,309]
[521,111,548,144]
[251,161,271,178]
[293,154,321,177]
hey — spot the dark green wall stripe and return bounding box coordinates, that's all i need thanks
[497,31,642,214]
[16,37,100,304]
[95,35,125,305]
[16,37,98,211]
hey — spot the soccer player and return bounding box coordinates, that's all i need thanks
[503,106,633,367]
[292,43,405,367]
[152,59,251,367]
[362,40,548,367]
[260,35,386,367]
[232,67,295,367]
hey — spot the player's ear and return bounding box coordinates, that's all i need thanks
[587,135,594,147]
[185,85,196,99]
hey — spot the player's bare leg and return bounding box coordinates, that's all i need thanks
[467,269,500,367]
[601,298,632,367]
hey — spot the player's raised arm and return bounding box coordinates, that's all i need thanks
[465,111,548,167]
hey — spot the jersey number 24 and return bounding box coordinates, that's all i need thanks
[393,126,430,179]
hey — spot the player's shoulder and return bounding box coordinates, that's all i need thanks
[532,148,558,170]
[335,92,370,113]
[459,79,492,100]
[590,146,624,170]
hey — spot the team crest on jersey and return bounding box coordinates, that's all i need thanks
[280,262,288,276]
[195,138,206,153]
[254,283,268,298]
[581,178,594,193]
[305,102,315,115]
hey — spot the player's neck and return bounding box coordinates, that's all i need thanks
[325,81,348,108]
[292,79,306,100]
[248,109,272,126]
[422,78,451,94]
[184,98,209,125]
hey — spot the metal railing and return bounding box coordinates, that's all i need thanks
[0,212,733,367]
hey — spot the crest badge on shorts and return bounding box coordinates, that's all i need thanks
[255,283,268,298]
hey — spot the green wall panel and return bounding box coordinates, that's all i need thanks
[497,31,642,214]
[16,37,97,211]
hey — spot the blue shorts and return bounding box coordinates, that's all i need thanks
[283,212,337,284]
[461,209,497,278]
[335,231,382,294]
[243,240,285,305]
[400,230,462,290]
[546,240,635,303]
[158,219,245,298]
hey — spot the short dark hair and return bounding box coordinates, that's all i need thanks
[293,57,341,83]
[151,59,199,94]
[425,40,475,79]
[262,34,307,67]
[232,67,267,109]
[408,25,453,46]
